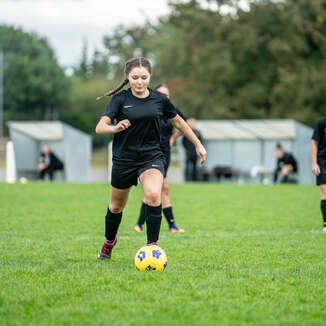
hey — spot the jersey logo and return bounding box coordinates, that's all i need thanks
[124,105,133,108]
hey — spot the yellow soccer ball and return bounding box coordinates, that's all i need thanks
[19,177,28,184]
[134,245,167,271]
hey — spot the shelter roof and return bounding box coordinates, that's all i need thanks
[196,119,298,140]
[8,121,63,140]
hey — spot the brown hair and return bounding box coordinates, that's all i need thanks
[96,57,152,101]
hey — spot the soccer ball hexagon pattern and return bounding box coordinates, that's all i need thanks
[134,245,167,271]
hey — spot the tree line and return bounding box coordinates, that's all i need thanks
[1,0,326,146]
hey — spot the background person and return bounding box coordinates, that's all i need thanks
[95,57,206,261]
[37,144,64,181]
[134,83,187,233]
[311,116,326,231]
[273,143,298,184]
[182,118,203,181]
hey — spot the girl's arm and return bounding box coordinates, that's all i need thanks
[95,116,131,134]
[311,140,320,176]
[169,115,207,164]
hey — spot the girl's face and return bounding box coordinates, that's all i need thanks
[128,66,151,95]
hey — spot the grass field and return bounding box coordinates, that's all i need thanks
[1,182,326,326]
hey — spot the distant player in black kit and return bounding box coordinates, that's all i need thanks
[182,118,203,181]
[311,116,326,231]
[134,83,186,233]
[95,58,206,260]
[273,143,298,184]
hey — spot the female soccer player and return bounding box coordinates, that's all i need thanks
[95,57,206,260]
[134,83,186,233]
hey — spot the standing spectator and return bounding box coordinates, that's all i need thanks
[37,144,64,181]
[273,143,298,184]
[182,118,203,181]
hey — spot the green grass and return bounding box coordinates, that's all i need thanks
[0,182,325,326]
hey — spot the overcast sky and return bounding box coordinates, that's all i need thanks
[0,0,171,67]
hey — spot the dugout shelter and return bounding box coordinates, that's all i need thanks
[7,121,91,182]
[178,119,314,184]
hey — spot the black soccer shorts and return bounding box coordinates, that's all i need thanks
[111,158,165,189]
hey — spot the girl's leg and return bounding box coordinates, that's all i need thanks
[134,202,146,232]
[105,186,131,240]
[134,177,172,233]
[161,177,171,207]
[161,178,185,232]
[98,186,130,260]
[139,169,163,244]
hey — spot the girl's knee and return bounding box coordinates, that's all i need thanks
[109,203,123,213]
[145,191,161,206]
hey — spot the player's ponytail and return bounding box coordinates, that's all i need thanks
[96,57,152,101]
[96,78,129,101]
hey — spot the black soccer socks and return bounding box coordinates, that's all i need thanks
[145,204,162,244]
[137,201,147,226]
[105,208,122,242]
[321,200,326,227]
[163,206,175,226]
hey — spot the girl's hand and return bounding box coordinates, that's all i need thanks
[196,143,207,165]
[312,163,321,176]
[114,119,131,133]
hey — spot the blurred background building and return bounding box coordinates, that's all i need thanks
[178,119,313,184]
[7,121,91,182]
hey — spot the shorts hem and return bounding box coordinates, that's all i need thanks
[138,166,164,178]
[111,182,136,189]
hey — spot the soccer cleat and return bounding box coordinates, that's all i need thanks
[134,224,143,233]
[97,236,117,260]
[323,227,326,233]
[169,224,185,233]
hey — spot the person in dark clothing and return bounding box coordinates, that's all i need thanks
[182,118,203,181]
[311,116,326,231]
[37,144,64,181]
[95,57,207,261]
[273,143,298,184]
[134,83,187,233]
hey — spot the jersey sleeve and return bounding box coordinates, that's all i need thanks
[175,107,187,121]
[312,119,323,142]
[102,93,122,122]
[163,97,177,119]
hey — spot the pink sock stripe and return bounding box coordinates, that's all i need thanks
[105,236,117,246]
[163,205,172,209]
[147,242,157,246]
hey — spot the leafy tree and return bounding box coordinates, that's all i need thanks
[74,39,91,78]
[0,25,70,125]
[70,0,326,137]
[62,75,118,147]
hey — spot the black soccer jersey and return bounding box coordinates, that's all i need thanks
[160,108,187,151]
[276,152,298,172]
[312,116,326,159]
[103,88,177,163]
